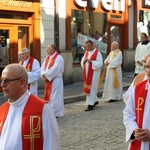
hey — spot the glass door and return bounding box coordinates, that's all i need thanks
[0,29,10,67]
[18,26,29,52]
[0,26,14,91]
[107,24,122,54]
[18,26,30,62]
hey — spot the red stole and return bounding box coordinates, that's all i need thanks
[0,102,10,134]
[0,94,46,150]
[130,80,148,150]
[44,52,59,101]
[83,49,98,94]
[20,57,34,90]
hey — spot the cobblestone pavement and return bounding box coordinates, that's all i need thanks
[0,72,133,150]
[57,99,128,150]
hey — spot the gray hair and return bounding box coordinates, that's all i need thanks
[19,47,30,54]
[112,41,119,48]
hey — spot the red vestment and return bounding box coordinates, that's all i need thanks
[0,94,46,150]
[44,52,59,101]
[20,57,34,90]
[83,49,98,94]
[130,80,148,150]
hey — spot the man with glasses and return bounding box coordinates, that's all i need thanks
[0,63,61,150]
[19,47,40,96]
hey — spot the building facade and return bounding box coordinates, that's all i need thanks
[0,0,150,91]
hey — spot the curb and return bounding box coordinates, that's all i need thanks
[0,86,130,105]
[63,86,130,104]
[64,94,86,104]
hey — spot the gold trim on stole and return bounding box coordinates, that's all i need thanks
[24,116,41,150]
[136,97,144,123]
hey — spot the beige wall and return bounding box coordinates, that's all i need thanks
[61,51,83,84]
[40,0,55,63]
[123,49,135,72]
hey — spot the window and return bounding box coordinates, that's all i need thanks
[137,10,150,41]
[71,10,108,62]
[0,13,26,20]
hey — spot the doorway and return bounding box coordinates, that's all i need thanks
[0,25,30,91]
[0,25,30,67]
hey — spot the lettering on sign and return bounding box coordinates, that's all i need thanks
[0,0,32,8]
[74,0,125,12]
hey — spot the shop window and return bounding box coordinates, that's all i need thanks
[18,26,29,61]
[0,14,26,20]
[137,10,150,42]
[71,10,108,63]
[110,26,120,43]
[0,30,9,67]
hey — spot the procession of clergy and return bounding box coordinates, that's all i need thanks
[14,41,123,116]
[1,32,150,150]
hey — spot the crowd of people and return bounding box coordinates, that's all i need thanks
[1,31,150,149]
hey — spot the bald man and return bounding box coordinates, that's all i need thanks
[123,57,150,150]
[102,41,123,102]
[0,64,61,150]
[123,53,150,103]
[19,47,40,96]
[41,44,64,118]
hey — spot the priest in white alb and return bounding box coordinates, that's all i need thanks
[19,47,40,96]
[123,57,150,150]
[41,44,64,117]
[102,41,123,102]
[0,64,61,150]
[81,40,103,111]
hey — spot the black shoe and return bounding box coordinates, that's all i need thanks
[108,99,117,103]
[94,101,99,107]
[85,105,94,111]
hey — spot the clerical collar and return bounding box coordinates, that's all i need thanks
[141,40,149,45]
[8,90,30,107]
[49,52,57,59]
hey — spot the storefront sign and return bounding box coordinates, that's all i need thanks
[74,0,125,12]
[0,0,32,8]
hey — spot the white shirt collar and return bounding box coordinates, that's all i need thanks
[8,90,30,107]
[50,52,57,59]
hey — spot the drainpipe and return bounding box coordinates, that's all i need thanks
[54,0,60,52]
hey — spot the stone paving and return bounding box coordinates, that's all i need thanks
[57,99,128,150]
[0,72,134,150]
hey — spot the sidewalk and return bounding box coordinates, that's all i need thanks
[39,72,134,104]
[0,72,134,105]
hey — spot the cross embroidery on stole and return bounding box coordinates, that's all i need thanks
[136,97,144,124]
[24,116,41,150]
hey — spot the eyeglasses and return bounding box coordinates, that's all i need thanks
[0,78,22,84]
